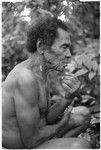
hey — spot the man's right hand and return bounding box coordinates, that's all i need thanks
[61,72,81,98]
[51,95,72,106]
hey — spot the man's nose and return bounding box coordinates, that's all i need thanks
[65,49,71,58]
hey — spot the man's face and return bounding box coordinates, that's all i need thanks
[44,28,71,71]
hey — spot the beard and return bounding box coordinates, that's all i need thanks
[43,48,66,72]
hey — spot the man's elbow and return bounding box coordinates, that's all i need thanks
[46,115,53,124]
[22,137,37,148]
[22,135,46,148]
[46,114,59,125]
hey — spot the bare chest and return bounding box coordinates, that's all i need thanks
[38,79,49,114]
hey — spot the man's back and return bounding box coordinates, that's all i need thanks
[2,64,25,148]
[2,60,47,148]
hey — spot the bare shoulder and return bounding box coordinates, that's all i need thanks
[13,66,39,92]
[14,66,40,104]
[3,64,39,95]
[17,67,37,84]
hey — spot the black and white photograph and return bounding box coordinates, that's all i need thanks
[2,0,100,149]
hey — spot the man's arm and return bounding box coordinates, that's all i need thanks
[14,75,71,148]
[46,73,81,124]
[46,95,71,124]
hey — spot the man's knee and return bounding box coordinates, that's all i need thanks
[37,138,92,149]
[71,138,92,149]
[79,106,91,117]
[72,106,91,116]
[71,106,91,126]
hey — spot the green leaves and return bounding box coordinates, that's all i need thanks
[92,60,98,72]
[2,2,28,80]
[74,55,83,67]
[75,68,88,77]
[88,72,96,80]
[82,54,92,71]
[73,44,99,80]
[65,60,77,73]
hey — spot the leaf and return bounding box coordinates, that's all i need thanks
[87,52,97,60]
[65,60,77,73]
[93,112,100,118]
[92,60,98,72]
[82,95,95,100]
[91,118,100,124]
[81,98,89,104]
[65,63,75,72]
[37,8,53,16]
[82,54,92,71]
[90,100,96,106]
[81,95,95,104]
[37,0,44,6]
[88,71,96,80]
[75,68,88,77]
[90,104,100,113]
[74,55,83,67]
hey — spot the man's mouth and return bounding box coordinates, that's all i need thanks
[62,58,70,63]
[62,61,69,67]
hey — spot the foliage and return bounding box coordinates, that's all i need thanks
[66,40,100,79]
[2,0,100,148]
[66,39,100,103]
[65,39,100,148]
[2,2,28,80]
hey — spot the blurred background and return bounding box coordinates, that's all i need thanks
[2,0,100,148]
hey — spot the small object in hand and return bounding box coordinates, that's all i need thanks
[64,99,76,117]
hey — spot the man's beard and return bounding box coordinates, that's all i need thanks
[43,49,66,72]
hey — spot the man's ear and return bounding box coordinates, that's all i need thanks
[37,40,43,54]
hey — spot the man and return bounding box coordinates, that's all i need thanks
[2,17,92,149]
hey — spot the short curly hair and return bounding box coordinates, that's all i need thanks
[27,17,69,53]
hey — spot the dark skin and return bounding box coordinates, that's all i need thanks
[2,28,91,149]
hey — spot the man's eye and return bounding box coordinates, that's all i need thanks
[62,46,66,49]
[63,46,67,49]
[61,46,67,51]
[62,44,70,50]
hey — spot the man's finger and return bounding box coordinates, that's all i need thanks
[62,76,79,83]
[63,77,80,86]
[62,83,73,93]
[62,80,74,89]
[65,72,77,77]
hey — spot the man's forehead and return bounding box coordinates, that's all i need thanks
[57,28,70,41]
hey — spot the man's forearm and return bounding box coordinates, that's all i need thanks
[26,114,69,148]
[46,97,70,124]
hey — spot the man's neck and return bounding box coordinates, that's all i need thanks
[28,52,63,82]
[28,53,53,81]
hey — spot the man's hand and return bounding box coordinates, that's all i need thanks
[61,72,81,98]
[51,95,72,106]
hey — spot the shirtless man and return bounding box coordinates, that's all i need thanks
[2,17,92,149]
